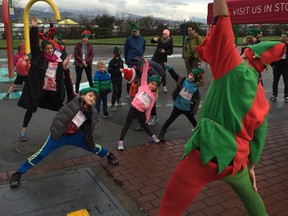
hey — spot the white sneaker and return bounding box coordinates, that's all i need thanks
[110,105,117,111]
[117,141,124,151]
[162,86,168,93]
[150,135,160,143]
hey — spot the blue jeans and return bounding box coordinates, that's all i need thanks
[17,132,108,174]
[95,93,109,115]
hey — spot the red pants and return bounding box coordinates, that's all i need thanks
[159,150,233,216]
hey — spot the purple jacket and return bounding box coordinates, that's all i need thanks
[73,42,94,67]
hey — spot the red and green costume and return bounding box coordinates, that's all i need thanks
[159,15,285,216]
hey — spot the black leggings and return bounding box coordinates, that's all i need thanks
[161,107,197,133]
[23,110,33,128]
[120,106,153,141]
[75,66,93,93]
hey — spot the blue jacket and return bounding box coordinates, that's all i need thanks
[93,71,112,94]
[124,35,146,66]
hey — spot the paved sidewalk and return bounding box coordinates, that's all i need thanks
[100,120,288,216]
[1,120,288,215]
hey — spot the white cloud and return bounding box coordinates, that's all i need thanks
[19,0,211,21]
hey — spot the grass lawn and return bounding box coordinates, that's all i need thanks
[0,35,281,49]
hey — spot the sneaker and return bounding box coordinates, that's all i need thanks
[10,172,22,188]
[117,141,124,151]
[107,153,119,165]
[135,123,144,131]
[103,113,112,118]
[2,93,9,100]
[269,95,277,101]
[19,131,28,142]
[150,135,160,143]
[116,99,122,106]
[285,96,288,103]
[162,86,168,93]
[148,115,159,126]
[110,105,117,112]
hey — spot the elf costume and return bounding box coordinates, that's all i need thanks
[159,14,285,216]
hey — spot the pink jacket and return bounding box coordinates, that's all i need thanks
[131,62,157,122]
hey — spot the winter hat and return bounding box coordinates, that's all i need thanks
[80,87,99,96]
[59,40,67,47]
[81,30,91,38]
[190,68,204,82]
[147,74,160,86]
[130,22,139,31]
[51,32,63,41]
[244,41,286,73]
[41,40,54,50]
[122,68,136,83]
[113,47,122,57]
[163,29,170,37]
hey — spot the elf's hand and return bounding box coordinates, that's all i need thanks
[248,163,258,192]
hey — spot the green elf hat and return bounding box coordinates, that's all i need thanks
[80,87,99,96]
[81,30,91,38]
[51,32,63,41]
[113,47,122,57]
[147,74,160,86]
[244,41,286,73]
[59,40,67,47]
[41,40,54,50]
[190,68,204,82]
[130,22,139,31]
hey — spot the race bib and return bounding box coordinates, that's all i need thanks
[179,88,193,101]
[45,62,58,78]
[136,91,152,108]
[72,111,87,128]
[54,50,62,59]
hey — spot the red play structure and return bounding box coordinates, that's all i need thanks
[2,0,14,78]
[207,0,288,24]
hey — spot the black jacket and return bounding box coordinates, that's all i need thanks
[151,36,173,65]
[108,57,124,83]
[18,26,66,112]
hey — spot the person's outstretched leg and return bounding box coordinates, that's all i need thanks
[223,168,267,216]
[159,150,232,216]
[184,110,198,128]
[159,107,181,141]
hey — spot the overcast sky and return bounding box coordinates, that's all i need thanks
[19,0,212,21]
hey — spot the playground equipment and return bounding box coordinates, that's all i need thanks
[23,0,61,54]
[1,0,60,78]
[2,0,14,78]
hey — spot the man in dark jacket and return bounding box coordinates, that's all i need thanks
[269,33,288,102]
[10,87,119,189]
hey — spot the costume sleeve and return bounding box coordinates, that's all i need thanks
[196,15,242,80]
[248,116,268,164]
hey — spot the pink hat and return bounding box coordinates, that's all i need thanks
[122,68,136,83]
[163,29,170,37]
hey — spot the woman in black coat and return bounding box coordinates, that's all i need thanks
[17,16,73,142]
